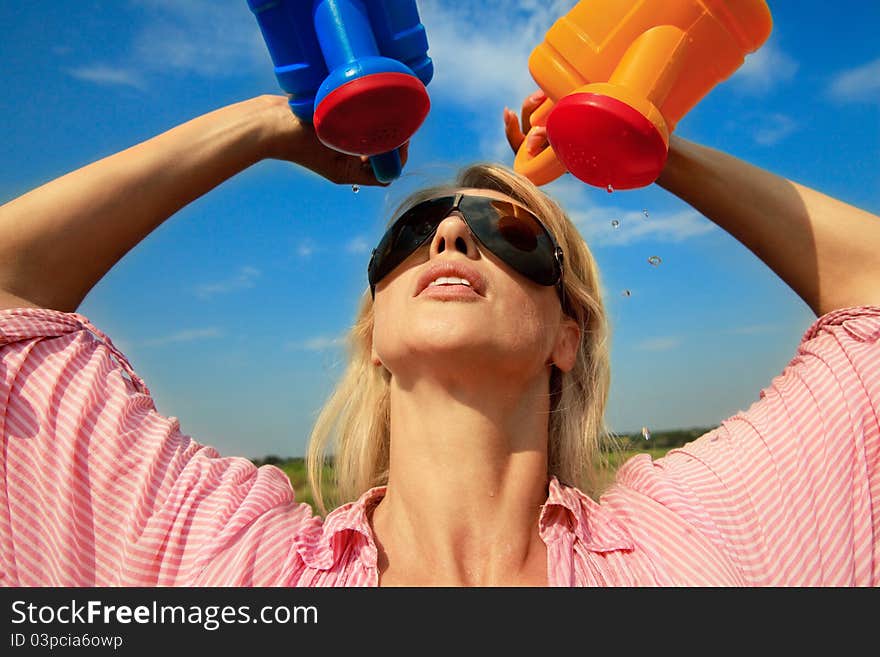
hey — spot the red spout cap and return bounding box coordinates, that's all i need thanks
[314,72,430,157]
[546,92,668,190]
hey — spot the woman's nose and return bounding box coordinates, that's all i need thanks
[429,214,479,259]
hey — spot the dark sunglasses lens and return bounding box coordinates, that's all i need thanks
[369,197,453,286]
[497,213,539,252]
[459,198,559,285]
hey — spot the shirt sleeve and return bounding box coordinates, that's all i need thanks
[611,305,880,585]
[0,308,319,586]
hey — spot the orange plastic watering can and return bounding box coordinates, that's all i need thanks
[514,0,773,189]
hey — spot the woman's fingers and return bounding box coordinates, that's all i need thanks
[504,107,525,153]
[504,90,548,156]
[525,126,549,156]
[341,142,410,186]
[504,113,550,159]
[520,89,547,135]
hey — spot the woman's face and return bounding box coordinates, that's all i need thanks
[371,188,580,383]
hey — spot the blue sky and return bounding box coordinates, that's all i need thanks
[2,0,878,459]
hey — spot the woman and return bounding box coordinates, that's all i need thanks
[0,93,877,586]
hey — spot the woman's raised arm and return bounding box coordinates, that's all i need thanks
[0,95,387,313]
[505,98,880,318]
[655,135,880,317]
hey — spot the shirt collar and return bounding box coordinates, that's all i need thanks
[294,485,385,571]
[296,476,632,571]
[540,476,633,553]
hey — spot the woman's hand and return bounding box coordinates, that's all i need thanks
[502,90,549,158]
[260,94,409,187]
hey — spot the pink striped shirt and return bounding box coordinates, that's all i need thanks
[1,306,878,586]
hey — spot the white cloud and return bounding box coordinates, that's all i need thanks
[827,58,880,104]
[285,334,346,352]
[521,175,719,247]
[570,205,717,247]
[296,240,318,258]
[731,39,799,94]
[194,266,260,298]
[71,0,271,89]
[346,236,372,254]
[130,0,269,78]
[634,336,683,352]
[67,65,145,90]
[542,175,597,208]
[143,327,222,347]
[725,324,781,335]
[752,113,799,146]
[420,0,569,101]
[418,0,571,158]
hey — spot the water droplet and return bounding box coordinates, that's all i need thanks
[351,184,360,194]
[642,209,649,218]
[641,426,652,441]
[606,184,614,193]
[622,289,632,297]
[611,219,620,229]
[647,255,662,267]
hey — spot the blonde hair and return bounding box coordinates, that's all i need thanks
[306,163,616,514]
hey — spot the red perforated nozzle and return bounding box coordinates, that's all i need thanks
[314,72,430,156]
[546,92,668,190]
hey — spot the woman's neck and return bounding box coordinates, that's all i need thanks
[370,373,552,586]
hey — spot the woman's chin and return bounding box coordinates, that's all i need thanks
[392,328,538,370]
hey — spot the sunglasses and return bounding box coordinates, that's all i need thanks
[368,193,564,297]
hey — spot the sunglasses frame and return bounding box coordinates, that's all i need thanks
[368,193,565,301]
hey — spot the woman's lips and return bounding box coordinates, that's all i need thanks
[418,283,482,300]
[414,260,488,297]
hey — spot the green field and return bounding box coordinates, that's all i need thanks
[251,427,712,515]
